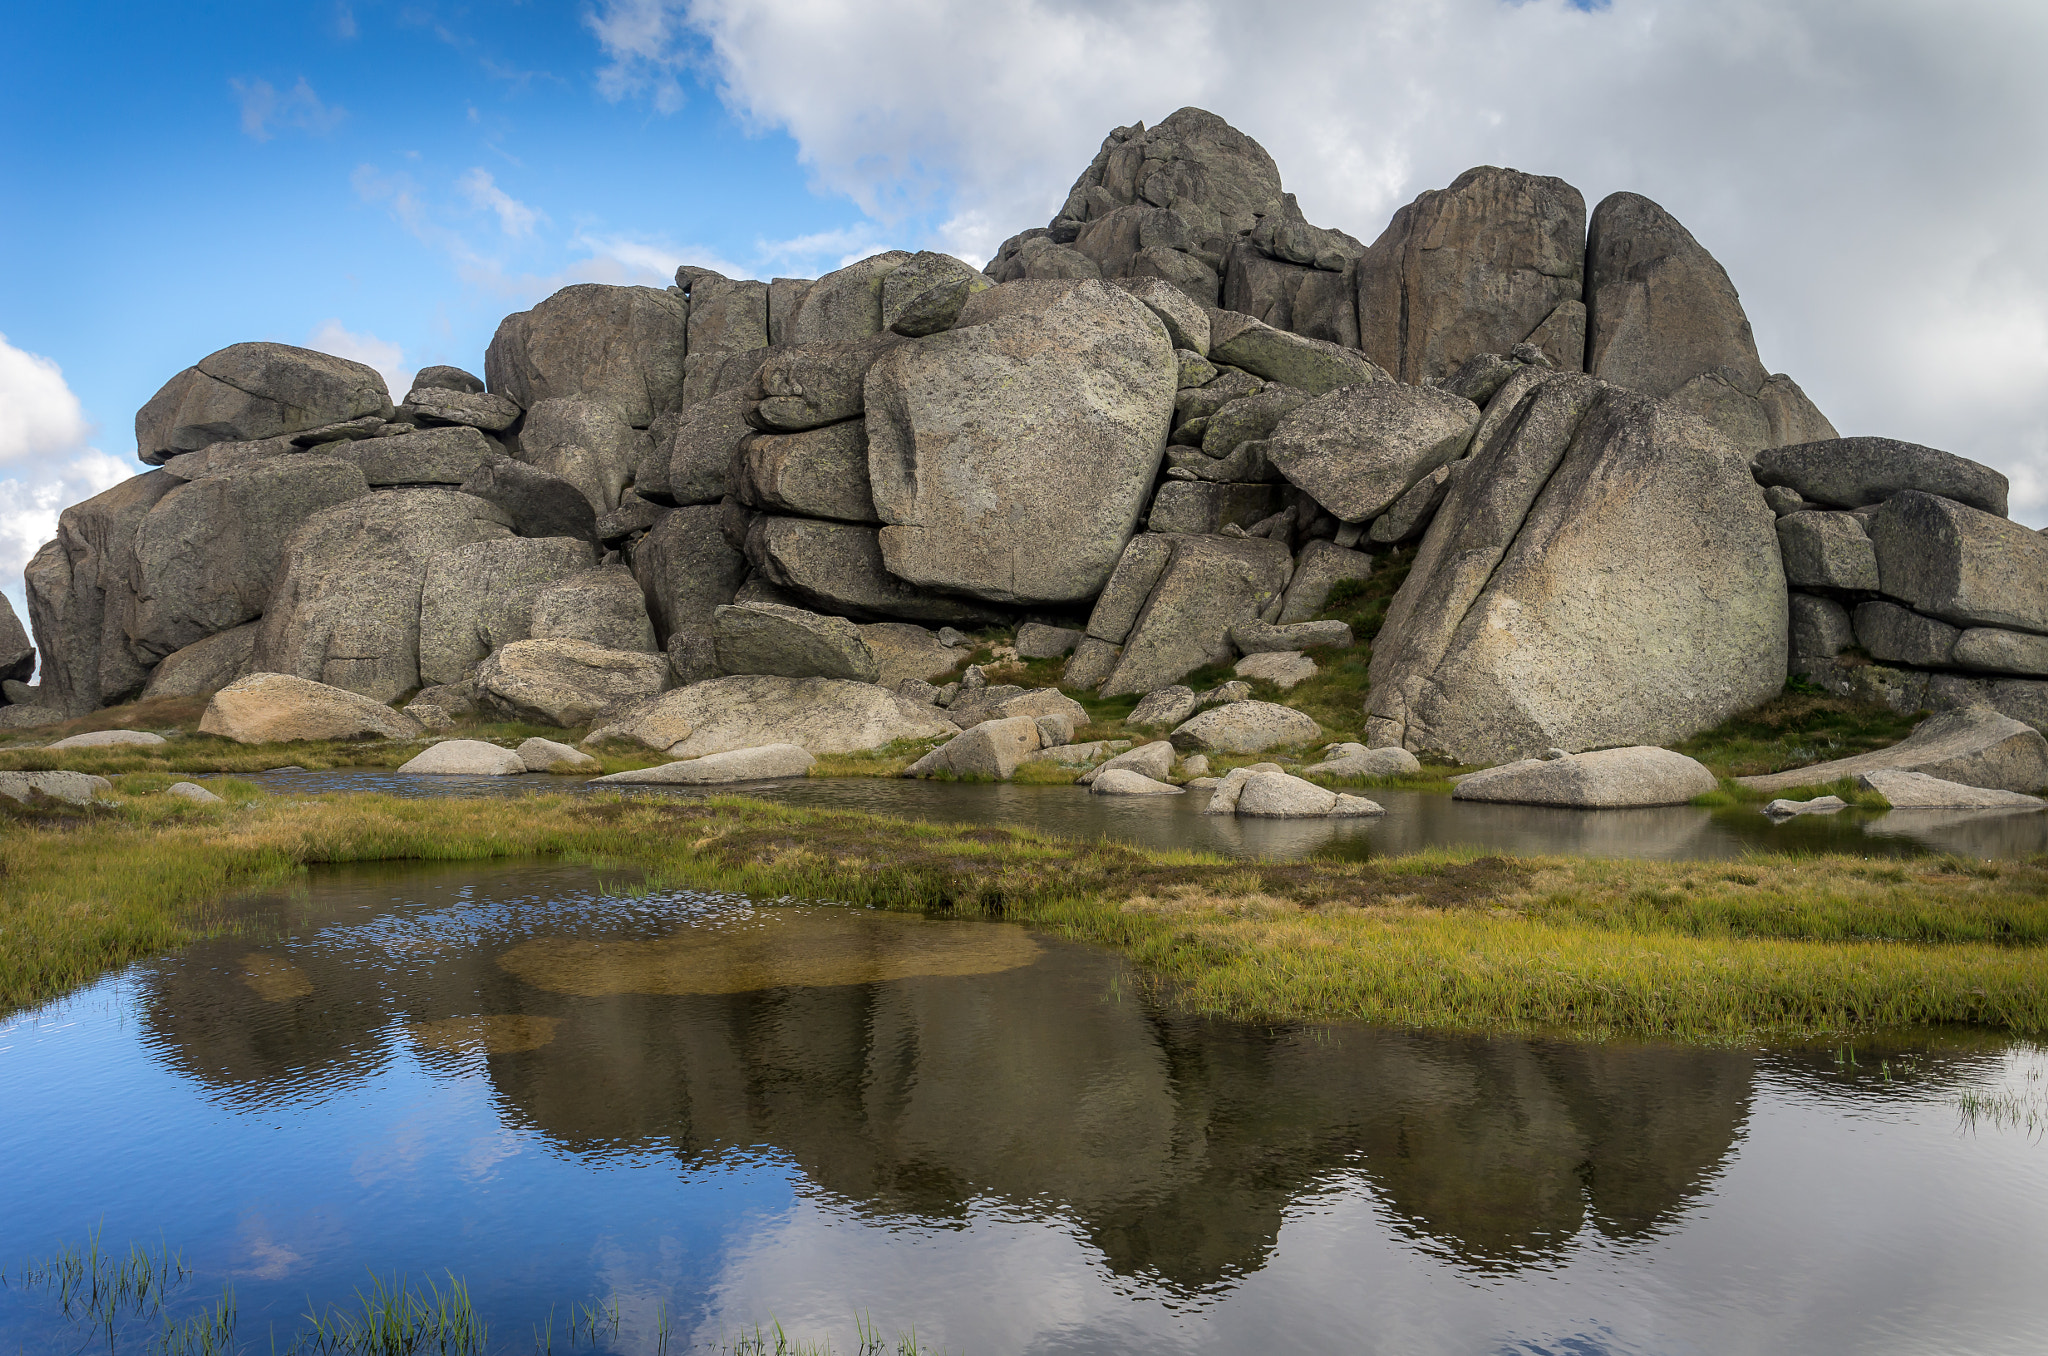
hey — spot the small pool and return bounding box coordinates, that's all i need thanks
[4,860,2046,1353]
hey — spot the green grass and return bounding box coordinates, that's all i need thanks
[1675,689,1924,780]
[11,788,2048,1042]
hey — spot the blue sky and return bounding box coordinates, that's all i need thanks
[4,0,2046,631]
[0,2,931,445]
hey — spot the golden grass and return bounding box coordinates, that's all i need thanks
[8,787,2048,1043]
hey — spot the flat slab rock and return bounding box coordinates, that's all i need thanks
[1857,770,2045,811]
[1090,769,1183,796]
[199,673,422,744]
[1452,747,1717,808]
[590,676,958,757]
[592,743,817,784]
[398,739,528,776]
[1306,745,1423,778]
[44,729,170,750]
[1738,707,2048,795]
[0,770,114,806]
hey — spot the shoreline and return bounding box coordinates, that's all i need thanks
[7,787,2046,1043]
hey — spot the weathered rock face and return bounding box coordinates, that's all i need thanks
[136,343,394,464]
[1357,167,1588,383]
[529,566,658,654]
[1146,481,1278,536]
[25,470,180,715]
[128,455,370,663]
[1094,533,1293,697]
[477,638,671,727]
[1265,382,1481,523]
[788,253,914,345]
[631,504,748,644]
[518,397,645,515]
[140,620,259,699]
[1777,511,1879,592]
[0,594,34,686]
[486,283,687,428]
[1206,312,1384,394]
[733,420,878,523]
[865,279,1177,605]
[253,490,515,701]
[711,602,880,682]
[1054,107,1284,240]
[604,675,957,756]
[1276,541,1373,624]
[337,426,496,486]
[678,270,766,400]
[458,453,599,543]
[882,252,993,336]
[858,623,959,687]
[199,672,421,743]
[743,516,1002,625]
[1757,438,2009,518]
[1585,193,1834,456]
[663,390,751,506]
[402,385,520,433]
[751,335,904,432]
[417,536,595,687]
[1868,492,2048,634]
[1367,377,1786,763]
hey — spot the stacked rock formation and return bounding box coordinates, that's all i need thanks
[7,106,2024,762]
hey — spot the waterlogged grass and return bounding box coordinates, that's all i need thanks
[1692,776,1894,810]
[10,790,2048,1042]
[4,1231,944,1356]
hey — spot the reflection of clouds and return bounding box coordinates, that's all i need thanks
[349,1050,503,1189]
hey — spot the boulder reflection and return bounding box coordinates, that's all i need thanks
[141,863,1759,1285]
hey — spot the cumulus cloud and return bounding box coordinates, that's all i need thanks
[459,168,544,238]
[0,334,136,655]
[231,76,348,142]
[308,320,413,400]
[590,0,2048,522]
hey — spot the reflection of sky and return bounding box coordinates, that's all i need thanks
[5,871,2048,1355]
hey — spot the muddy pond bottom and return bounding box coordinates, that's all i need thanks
[4,860,2047,1355]
[232,768,2048,861]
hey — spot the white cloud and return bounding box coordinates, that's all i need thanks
[458,168,544,239]
[231,76,347,142]
[585,0,2048,523]
[0,334,136,661]
[308,320,414,400]
[0,334,92,465]
[587,0,699,114]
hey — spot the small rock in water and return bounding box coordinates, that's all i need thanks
[1762,795,1848,819]
[265,766,306,773]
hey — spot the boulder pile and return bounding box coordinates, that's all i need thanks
[9,106,2027,773]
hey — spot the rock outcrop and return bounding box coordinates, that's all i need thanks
[1365,375,1786,764]
[14,103,1950,780]
[865,279,1176,604]
[1585,193,1835,456]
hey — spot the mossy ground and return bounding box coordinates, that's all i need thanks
[9,788,2048,1042]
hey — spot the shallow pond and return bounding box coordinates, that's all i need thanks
[229,767,2048,862]
[4,861,2047,1354]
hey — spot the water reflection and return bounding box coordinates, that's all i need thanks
[134,862,1754,1281]
[230,770,2048,862]
[7,860,2044,1355]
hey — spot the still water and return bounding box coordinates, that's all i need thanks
[230,768,2048,862]
[3,860,2046,1354]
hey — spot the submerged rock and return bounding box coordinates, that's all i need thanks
[592,743,816,784]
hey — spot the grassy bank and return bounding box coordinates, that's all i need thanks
[8,787,2048,1042]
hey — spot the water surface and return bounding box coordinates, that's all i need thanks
[227,768,2048,862]
[3,860,2046,1354]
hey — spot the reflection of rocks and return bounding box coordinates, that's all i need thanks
[138,861,1758,1283]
